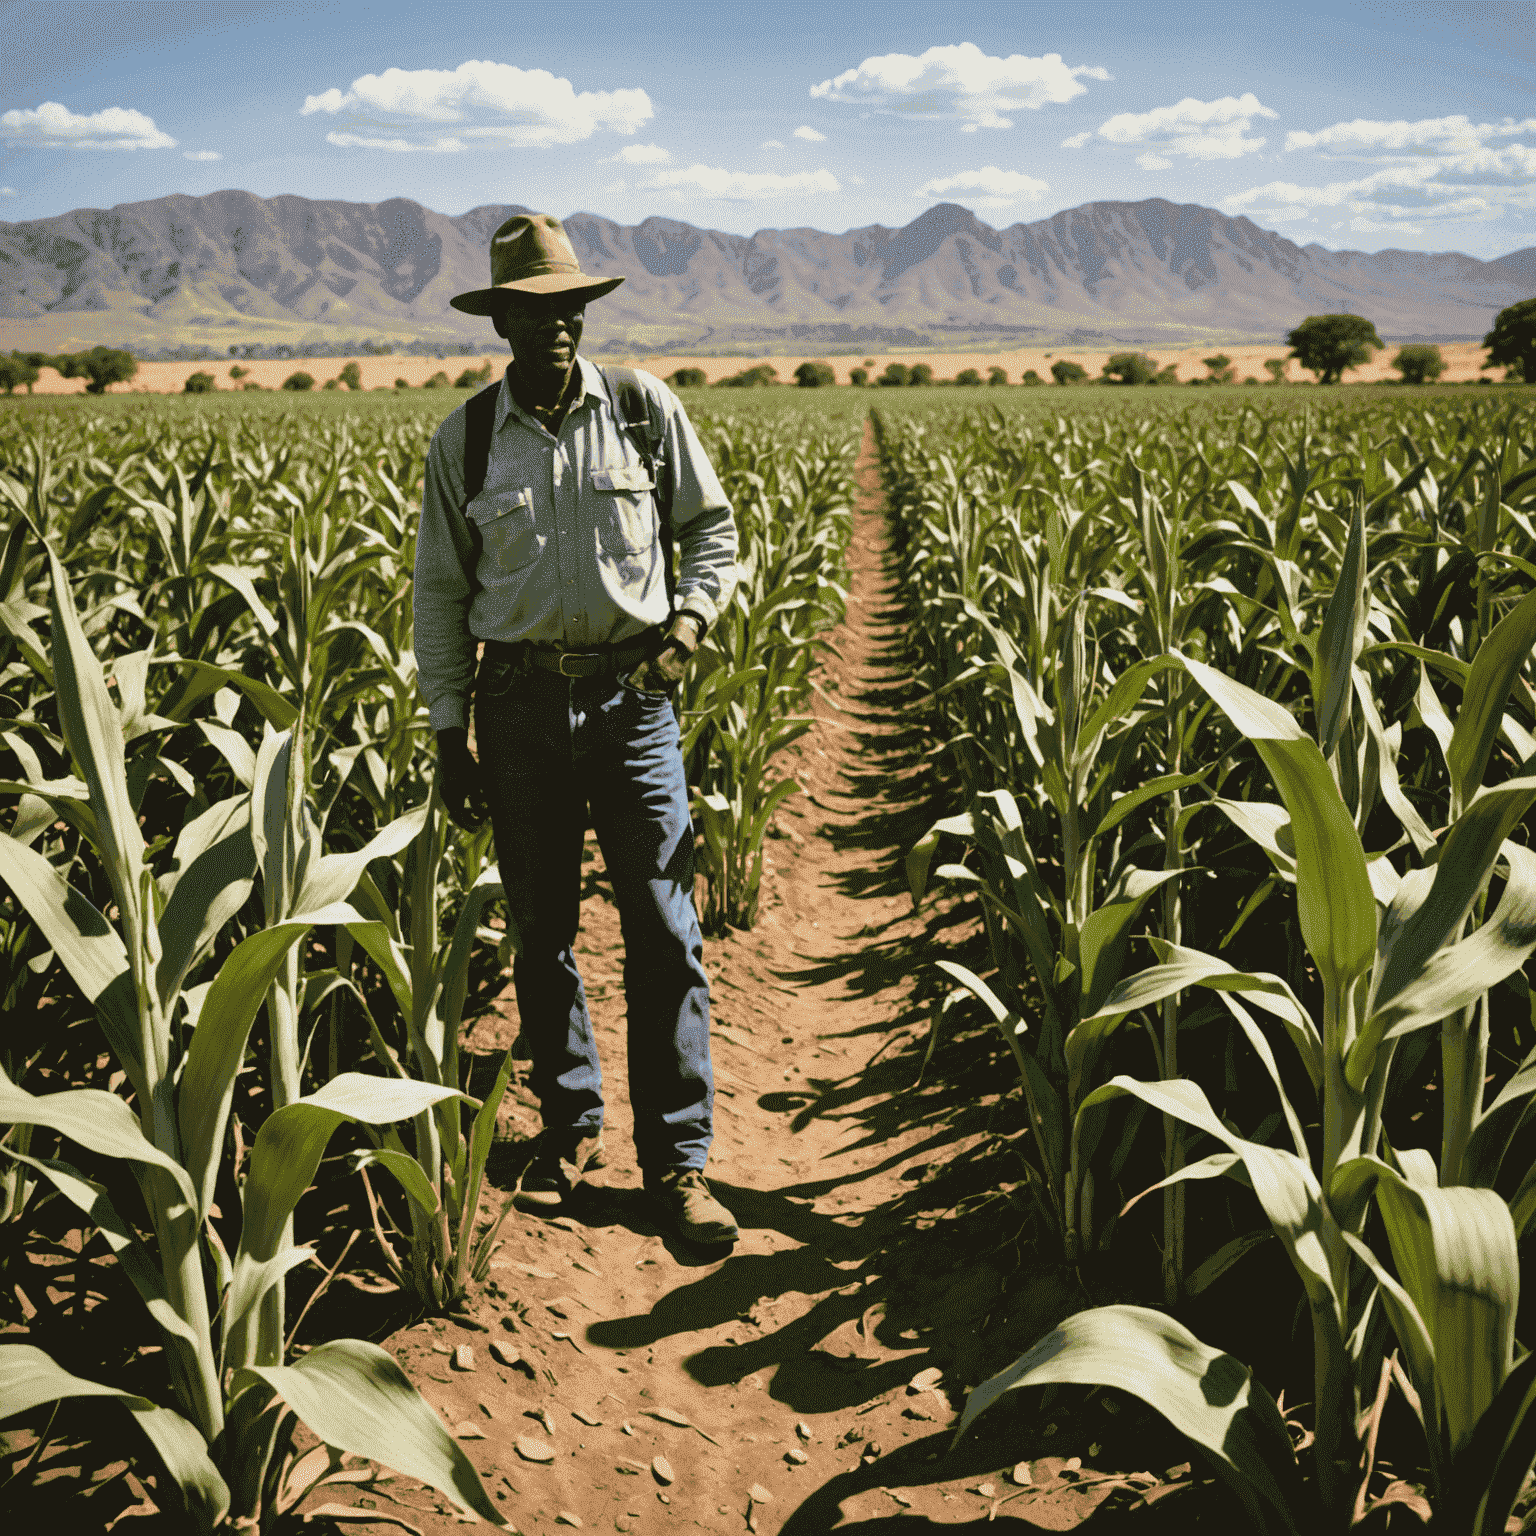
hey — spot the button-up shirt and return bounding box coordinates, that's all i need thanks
[413,356,739,731]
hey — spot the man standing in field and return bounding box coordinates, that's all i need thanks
[412,212,740,1246]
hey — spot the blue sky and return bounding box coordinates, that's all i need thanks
[2,0,1533,258]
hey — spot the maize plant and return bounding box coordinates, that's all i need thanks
[0,540,503,1528]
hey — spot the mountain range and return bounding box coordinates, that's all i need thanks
[1,190,1531,355]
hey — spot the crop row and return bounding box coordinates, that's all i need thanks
[880,391,1536,1529]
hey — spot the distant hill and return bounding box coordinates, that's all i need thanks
[1,190,1530,355]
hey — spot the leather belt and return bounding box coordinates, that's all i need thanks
[484,631,658,680]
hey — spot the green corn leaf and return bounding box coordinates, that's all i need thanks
[349,1147,441,1218]
[154,658,298,729]
[237,1074,472,1267]
[296,803,429,912]
[1332,1156,1517,1459]
[1212,800,1297,881]
[0,833,142,1092]
[43,545,144,904]
[240,1339,506,1526]
[1447,586,1536,812]
[1178,655,1376,991]
[1090,767,1213,842]
[178,903,363,1222]
[224,1245,316,1337]
[1349,841,1536,1091]
[950,1305,1302,1533]
[1370,771,1536,1019]
[0,1343,229,1534]
[1437,1345,1536,1536]
[1313,490,1367,760]
[0,1064,195,1208]
[1185,1230,1274,1297]
[154,794,256,1009]
[1077,865,1183,1018]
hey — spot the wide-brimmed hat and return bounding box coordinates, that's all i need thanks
[449,212,624,315]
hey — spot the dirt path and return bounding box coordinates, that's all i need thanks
[372,424,1135,1534]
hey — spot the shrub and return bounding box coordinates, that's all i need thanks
[183,371,217,394]
[717,364,777,387]
[1483,297,1536,383]
[794,360,837,388]
[395,377,411,390]
[1287,313,1383,384]
[1020,369,1044,387]
[281,370,316,391]
[55,346,138,394]
[953,368,983,386]
[1264,358,1288,383]
[908,363,934,386]
[1391,344,1446,384]
[848,367,869,387]
[421,370,452,389]
[1202,353,1235,384]
[878,362,911,387]
[1050,359,1087,385]
[228,364,250,380]
[1153,363,1180,386]
[0,354,41,395]
[454,361,493,389]
[337,360,363,390]
[242,380,264,391]
[989,366,1009,386]
[1102,352,1158,385]
[667,367,707,388]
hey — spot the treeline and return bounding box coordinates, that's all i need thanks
[1,347,140,395]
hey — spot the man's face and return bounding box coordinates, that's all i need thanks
[496,293,585,391]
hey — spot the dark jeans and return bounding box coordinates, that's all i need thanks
[474,649,714,1178]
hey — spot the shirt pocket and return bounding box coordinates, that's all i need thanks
[591,464,657,555]
[467,487,541,573]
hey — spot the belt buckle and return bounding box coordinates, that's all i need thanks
[558,651,594,677]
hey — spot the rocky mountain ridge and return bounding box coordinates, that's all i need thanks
[1,190,1530,354]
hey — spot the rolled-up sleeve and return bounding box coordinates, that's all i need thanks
[659,384,738,631]
[412,412,480,732]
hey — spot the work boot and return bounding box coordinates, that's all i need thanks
[513,1128,607,1211]
[646,1168,738,1245]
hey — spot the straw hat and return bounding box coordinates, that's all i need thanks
[450,212,624,315]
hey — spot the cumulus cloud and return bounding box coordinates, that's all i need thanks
[1066,93,1276,162]
[302,61,652,150]
[325,131,465,152]
[608,142,670,164]
[793,125,826,142]
[1285,114,1536,156]
[1,102,176,150]
[761,139,785,149]
[0,187,16,196]
[810,43,1109,131]
[183,149,222,162]
[915,166,1049,209]
[637,163,842,201]
[1225,145,1536,226]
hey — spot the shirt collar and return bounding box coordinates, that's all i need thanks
[495,354,605,435]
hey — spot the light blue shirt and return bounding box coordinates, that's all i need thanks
[413,357,739,731]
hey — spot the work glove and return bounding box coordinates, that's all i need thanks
[436,727,489,831]
[626,613,703,697]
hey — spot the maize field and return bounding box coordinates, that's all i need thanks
[0,393,853,1529]
[4,377,1536,1529]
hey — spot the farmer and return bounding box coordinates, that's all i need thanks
[412,212,740,1246]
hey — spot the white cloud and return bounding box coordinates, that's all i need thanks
[608,142,670,164]
[793,125,826,142]
[183,149,222,162]
[637,163,842,201]
[810,43,1109,131]
[325,131,466,153]
[1083,93,1277,161]
[915,166,1049,209]
[1225,147,1536,225]
[761,139,785,149]
[0,187,16,196]
[1,102,176,150]
[302,60,652,150]
[1285,114,1536,156]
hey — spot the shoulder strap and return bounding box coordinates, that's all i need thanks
[602,365,677,612]
[461,380,501,504]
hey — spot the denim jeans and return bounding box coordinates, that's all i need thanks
[473,648,714,1178]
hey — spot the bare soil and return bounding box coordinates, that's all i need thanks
[340,425,1231,1535]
